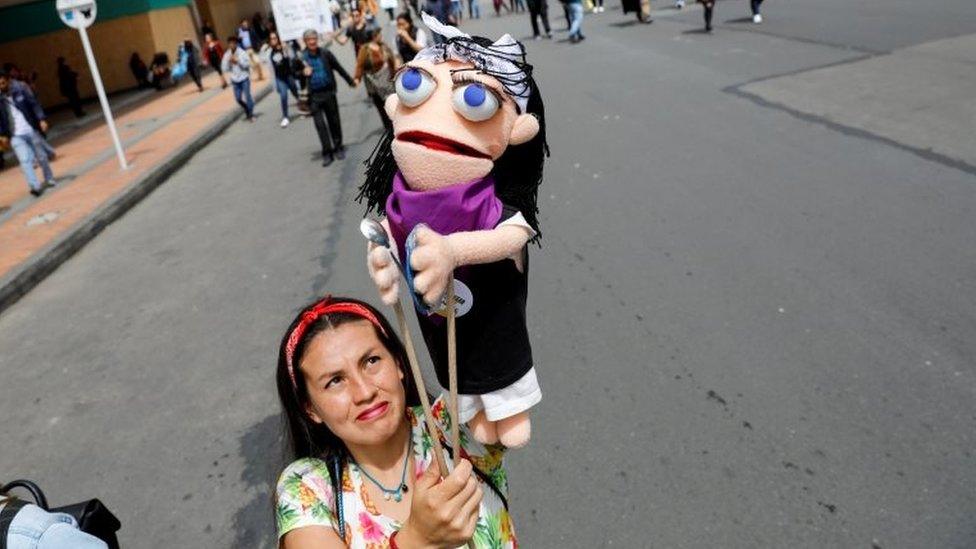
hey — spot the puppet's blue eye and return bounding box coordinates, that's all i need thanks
[452,83,499,122]
[396,68,435,107]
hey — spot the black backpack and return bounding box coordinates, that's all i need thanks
[0,480,121,548]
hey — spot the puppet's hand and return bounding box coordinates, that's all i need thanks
[368,244,400,306]
[410,226,458,308]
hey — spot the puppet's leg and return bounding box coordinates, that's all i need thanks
[468,410,499,445]
[479,368,542,448]
[496,412,532,449]
[458,393,499,444]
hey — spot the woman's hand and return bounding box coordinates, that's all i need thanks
[397,459,483,548]
[409,226,457,309]
[368,243,400,306]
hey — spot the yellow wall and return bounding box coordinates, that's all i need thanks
[147,5,199,54]
[0,6,197,110]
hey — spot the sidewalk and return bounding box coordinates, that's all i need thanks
[0,72,272,313]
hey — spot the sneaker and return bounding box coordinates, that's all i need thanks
[545,33,553,39]
[322,153,334,167]
[675,0,684,7]
[533,34,542,40]
[752,13,762,23]
[280,117,290,128]
[29,187,43,197]
[569,34,580,43]
[44,179,56,188]
[335,147,346,160]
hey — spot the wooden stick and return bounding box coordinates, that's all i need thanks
[446,276,460,467]
[392,301,450,478]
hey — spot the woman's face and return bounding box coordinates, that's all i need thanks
[396,18,410,32]
[270,33,280,46]
[300,320,407,449]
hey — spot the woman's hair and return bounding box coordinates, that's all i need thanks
[276,296,419,462]
[357,35,549,241]
[396,11,416,37]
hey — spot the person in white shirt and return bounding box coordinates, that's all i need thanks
[221,36,255,121]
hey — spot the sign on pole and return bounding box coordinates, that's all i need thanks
[56,0,128,170]
[271,0,336,43]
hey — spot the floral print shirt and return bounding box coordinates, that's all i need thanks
[275,397,517,548]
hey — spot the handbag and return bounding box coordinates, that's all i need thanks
[0,479,121,548]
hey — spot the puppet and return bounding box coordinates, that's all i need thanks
[357,14,547,448]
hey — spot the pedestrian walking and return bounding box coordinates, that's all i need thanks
[267,31,301,127]
[300,29,355,167]
[380,0,398,23]
[56,57,85,118]
[510,0,526,13]
[527,0,553,39]
[701,0,714,31]
[468,0,482,18]
[493,0,511,16]
[395,12,429,63]
[334,8,374,57]
[750,0,764,23]
[273,297,517,548]
[621,0,652,23]
[176,37,204,92]
[592,0,604,13]
[237,19,266,80]
[0,69,55,197]
[354,27,397,132]
[204,33,228,89]
[566,0,585,42]
[221,36,255,121]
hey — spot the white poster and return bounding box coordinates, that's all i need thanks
[271,0,335,42]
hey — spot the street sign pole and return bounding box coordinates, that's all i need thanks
[56,0,128,170]
[77,24,127,170]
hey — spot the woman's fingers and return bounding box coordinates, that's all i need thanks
[435,459,473,500]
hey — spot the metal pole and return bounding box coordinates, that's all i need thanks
[77,23,128,170]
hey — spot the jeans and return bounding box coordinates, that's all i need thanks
[750,0,763,14]
[468,0,481,18]
[232,79,254,118]
[3,502,107,549]
[568,2,583,37]
[275,76,300,118]
[11,131,53,192]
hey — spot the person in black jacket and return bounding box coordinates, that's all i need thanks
[56,57,85,118]
[300,29,356,167]
[0,69,55,196]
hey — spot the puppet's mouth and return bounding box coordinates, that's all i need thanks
[397,131,491,159]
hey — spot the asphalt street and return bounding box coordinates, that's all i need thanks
[2,1,976,547]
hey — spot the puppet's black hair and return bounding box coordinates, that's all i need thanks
[356,35,549,242]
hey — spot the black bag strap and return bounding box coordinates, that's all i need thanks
[1,498,30,548]
[0,480,47,510]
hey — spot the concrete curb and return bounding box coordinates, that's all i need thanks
[0,83,273,316]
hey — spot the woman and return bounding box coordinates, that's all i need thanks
[274,297,517,548]
[175,38,204,92]
[353,28,398,132]
[204,33,228,89]
[129,53,150,89]
[394,12,428,64]
[267,31,301,127]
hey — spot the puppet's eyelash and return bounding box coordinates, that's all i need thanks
[450,75,505,103]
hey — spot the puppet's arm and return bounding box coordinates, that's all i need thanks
[366,218,400,306]
[411,224,532,307]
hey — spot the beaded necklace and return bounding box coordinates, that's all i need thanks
[351,431,413,502]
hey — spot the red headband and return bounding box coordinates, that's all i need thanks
[285,297,388,388]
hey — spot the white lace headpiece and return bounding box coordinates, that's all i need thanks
[415,12,532,113]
